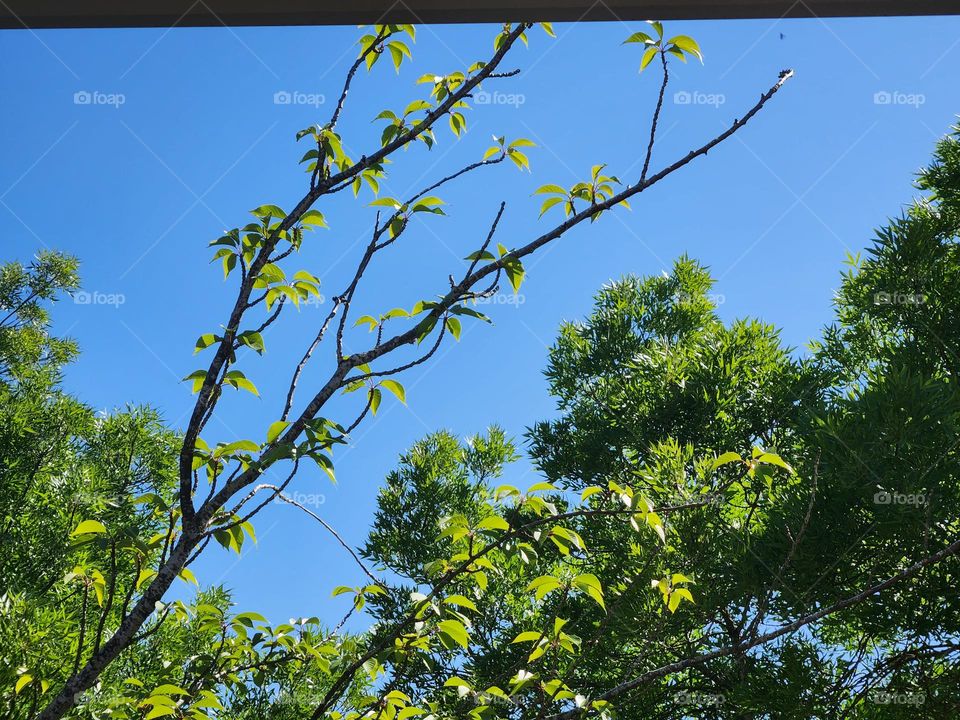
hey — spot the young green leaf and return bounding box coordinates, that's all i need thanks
[380,379,406,404]
[71,520,107,537]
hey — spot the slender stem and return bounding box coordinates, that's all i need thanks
[641,50,669,183]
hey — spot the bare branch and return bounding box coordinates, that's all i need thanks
[281,299,342,422]
[350,69,797,373]
[329,26,390,130]
[268,486,385,588]
[640,50,669,183]
[174,22,532,535]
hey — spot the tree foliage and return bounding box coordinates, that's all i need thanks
[362,122,960,717]
[33,16,960,720]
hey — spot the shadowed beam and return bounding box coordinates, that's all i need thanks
[1,0,959,29]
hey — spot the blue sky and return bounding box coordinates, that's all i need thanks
[1,15,958,624]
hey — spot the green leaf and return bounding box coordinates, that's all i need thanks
[527,575,563,601]
[512,631,543,644]
[71,520,106,537]
[267,420,291,444]
[310,452,337,483]
[539,196,565,217]
[237,330,265,354]
[300,210,328,228]
[581,486,604,502]
[573,573,605,610]
[508,150,530,172]
[445,316,462,341]
[437,619,469,649]
[623,31,653,45]
[668,34,703,62]
[711,451,743,470]
[388,44,404,71]
[218,439,259,455]
[443,594,479,612]
[224,370,259,396]
[398,708,425,720]
[380,379,406,404]
[145,706,176,720]
[444,677,472,689]
[355,315,379,331]
[403,99,432,115]
[450,305,491,323]
[527,481,556,494]
[476,516,509,532]
[465,250,496,261]
[640,46,659,72]
[193,333,219,354]
[255,263,286,288]
[503,259,525,293]
[369,197,403,209]
[136,568,157,590]
[757,452,794,474]
[369,387,382,416]
[535,184,567,195]
[183,370,208,394]
[250,204,286,220]
[222,253,237,279]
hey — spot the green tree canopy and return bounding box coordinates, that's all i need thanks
[11,19,960,720]
[362,122,960,718]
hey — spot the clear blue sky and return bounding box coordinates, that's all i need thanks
[1,15,957,624]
